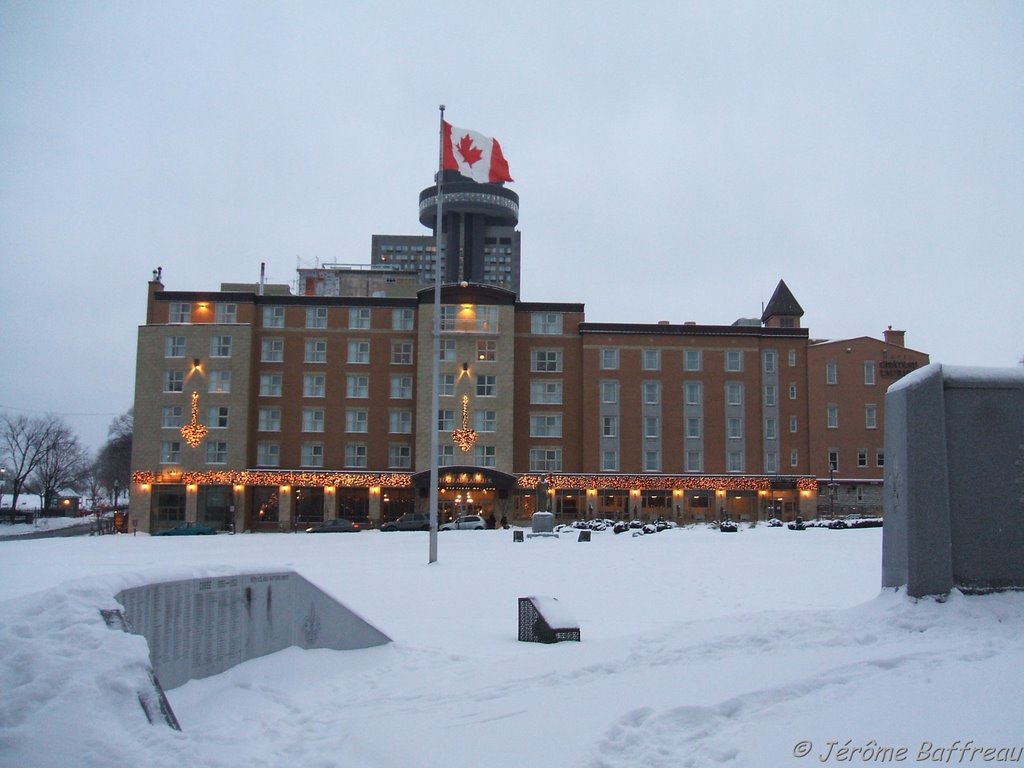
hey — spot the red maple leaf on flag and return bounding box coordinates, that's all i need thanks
[456,133,483,167]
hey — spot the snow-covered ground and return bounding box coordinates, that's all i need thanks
[0,516,91,538]
[0,526,1021,768]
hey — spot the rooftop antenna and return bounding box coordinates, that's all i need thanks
[259,262,265,296]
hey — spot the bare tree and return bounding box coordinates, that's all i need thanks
[31,421,92,512]
[94,409,132,501]
[1,414,57,523]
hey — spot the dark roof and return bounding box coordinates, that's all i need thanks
[761,280,804,323]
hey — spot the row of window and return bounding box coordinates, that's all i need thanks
[826,360,880,386]
[599,348,799,372]
[828,449,885,470]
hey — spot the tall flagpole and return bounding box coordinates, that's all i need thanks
[428,104,445,564]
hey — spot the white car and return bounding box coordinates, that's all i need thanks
[440,515,486,530]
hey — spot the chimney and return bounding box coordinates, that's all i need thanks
[883,326,905,347]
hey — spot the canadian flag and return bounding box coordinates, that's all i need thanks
[442,121,513,184]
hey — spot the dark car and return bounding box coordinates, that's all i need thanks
[306,518,361,533]
[380,512,431,532]
[153,522,217,536]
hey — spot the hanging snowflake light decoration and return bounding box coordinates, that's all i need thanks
[180,391,208,448]
[451,394,478,452]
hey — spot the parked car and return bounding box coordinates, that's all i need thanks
[380,512,431,532]
[440,514,486,531]
[153,522,216,536]
[306,518,361,533]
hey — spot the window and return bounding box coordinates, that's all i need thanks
[161,406,184,428]
[644,450,661,472]
[261,338,284,362]
[392,308,414,331]
[765,417,777,440]
[215,303,236,324]
[864,361,876,385]
[644,416,660,439]
[473,410,497,432]
[206,406,229,429]
[303,373,325,398]
[764,350,777,373]
[388,444,412,469]
[727,417,743,439]
[208,370,231,394]
[788,349,797,367]
[600,380,619,404]
[205,441,228,464]
[160,441,181,464]
[858,449,868,468]
[530,380,562,404]
[530,413,562,437]
[876,449,885,468]
[306,307,327,329]
[726,382,743,406]
[643,381,660,405]
[765,452,779,473]
[169,303,191,323]
[439,339,455,362]
[438,444,455,467]
[257,441,280,467]
[347,340,370,364]
[472,445,496,467]
[258,407,281,432]
[259,373,282,397]
[531,312,562,334]
[438,410,455,431]
[827,404,839,429]
[391,341,413,365]
[476,375,496,397]
[163,371,184,393]
[643,349,660,371]
[788,383,798,400]
[529,448,562,472]
[602,416,617,438]
[601,450,618,472]
[263,306,285,328]
[304,339,327,363]
[789,415,798,433]
[828,451,839,472]
[165,336,185,358]
[684,381,702,405]
[684,349,702,371]
[686,450,703,473]
[389,409,412,434]
[349,307,370,329]
[439,373,455,397]
[686,417,701,438]
[727,450,745,472]
[790,448,800,467]
[865,404,878,429]
[826,360,838,385]
[764,385,777,407]
[302,407,325,432]
[389,375,412,399]
[345,409,368,433]
[344,443,367,468]
[725,350,743,372]
[346,375,369,398]
[600,348,619,370]
[476,339,496,362]
[301,443,324,468]
[531,349,562,372]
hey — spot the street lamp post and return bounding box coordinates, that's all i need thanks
[112,480,120,510]
[828,467,838,520]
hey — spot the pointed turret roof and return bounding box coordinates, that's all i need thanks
[761,279,804,324]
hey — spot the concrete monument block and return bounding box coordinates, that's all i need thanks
[882,363,1024,597]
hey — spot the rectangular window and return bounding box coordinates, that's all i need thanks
[476,375,496,397]
[643,450,661,472]
[304,338,327,363]
[865,404,878,429]
[686,450,703,473]
[390,341,413,365]
[164,370,184,393]
[529,448,562,472]
[300,442,324,468]
[531,349,562,372]
[302,407,325,432]
[790,448,799,467]
[726,350,743,372]
[472,445,496,467]
[303,373,326,398]
[263,306,285,328]
[600,348,619,370]
[601,450,618,472]
[684,381,702,405]
[876,449,885,468]
[684,349,702,371]
[345,408,368,433]
[161,406,184,428]
[344,443,367,468]
[439,338,455,362]
[347,340,370,364]
[864,361,876,385]
[346,375,369,398]
[727,417,743,439]
[531,312,562,334]
[208,370,231,394]
[215,303,237,324]
[790,415,798,433]
[392,307,414,331]
[686,417,701,438]
[205,441,228,464]
[644,416,660,439]
[473,410,497,432]
[788,349,797,367]
[306,307,327,329]
[206,406,229,429]
[600,380,619,404]
[257,441,280,467]
[259,373,282,397]
[643,381,660,405]
[388,444,412,469]
[160,441,181,464]
[530,380,562,404]
[727,450,744,473]
[602,415,617,438]
[258,407,281,432]
[390,375,413,399]
[643,349,660,371]
[763,350,777,373]
[437,409,455,431]
[349,307,370,329]
[438,444,454,467]
[169,303,191,324]
[389,409,412,434]
[826,360,838,385]
[726,382,743,406]
[476,339,497,362]
[530,413,562,437]
[858,449,868,468]
[165,336,185,358]
[261,338,284,362]
[828,450,839,472]
[439,373,455,397]
[764,384,777,407]
[827,404,839,429]
[765,417,777,440]
[765,452,779,473]
[788,383,798,400]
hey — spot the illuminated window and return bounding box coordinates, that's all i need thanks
[477,339,497,362]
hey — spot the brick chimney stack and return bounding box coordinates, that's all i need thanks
[883,326,906,347]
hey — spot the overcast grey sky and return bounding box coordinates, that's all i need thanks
[2,1,1022,450]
